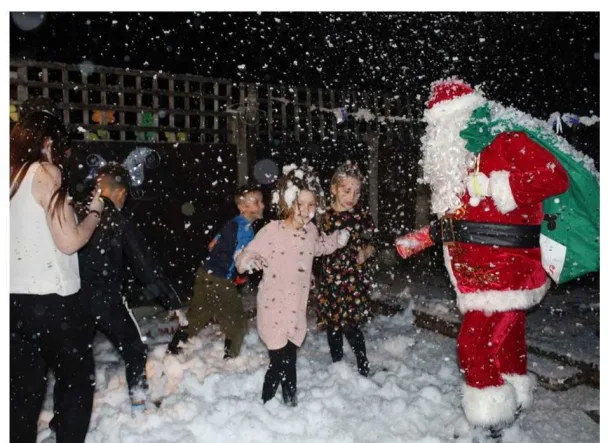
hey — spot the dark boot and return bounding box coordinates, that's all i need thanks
[262,346,286,403]
[486,425,504,441]
[282,387,298,407]
[326,327,344,363]
[166,326,189,355]
[344,326,369,376]
[223,338,233,360]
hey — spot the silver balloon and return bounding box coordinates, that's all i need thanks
[181,202,195,216]
[253,159,279,185]
[11,12,46,31]
[78,60,96,75]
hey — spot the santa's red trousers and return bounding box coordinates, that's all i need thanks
[457,310,527,388]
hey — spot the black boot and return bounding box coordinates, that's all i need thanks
[282,387,298,407]
[223,338,233,360]
[486,425,504,441]
[326,327,344,363]
[344,325,369,376]
[166,326,189,355]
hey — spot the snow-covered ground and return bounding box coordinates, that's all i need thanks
[35,297,599,443]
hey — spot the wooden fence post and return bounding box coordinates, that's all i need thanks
[364,131,379,226]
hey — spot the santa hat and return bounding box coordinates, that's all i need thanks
[426,77,475,109]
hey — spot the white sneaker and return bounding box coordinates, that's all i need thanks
[131,401,148,418]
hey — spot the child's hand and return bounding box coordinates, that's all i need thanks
[245,254,267,273]
[337,229,350,247]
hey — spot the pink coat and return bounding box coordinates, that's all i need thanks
[235,220,341,350]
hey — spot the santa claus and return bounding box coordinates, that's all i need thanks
[397,78,570,438]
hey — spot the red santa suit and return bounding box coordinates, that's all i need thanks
[396,79,569,429]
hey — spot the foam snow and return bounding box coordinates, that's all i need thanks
[33,308,598,443]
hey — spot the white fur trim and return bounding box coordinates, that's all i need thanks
[462,383,518,427]
[425,92,486,121]
[443,246,550,314]
[503,373,536,409]
[456,281,550,314]
[489,170,518,214]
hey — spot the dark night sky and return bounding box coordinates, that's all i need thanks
[10,11,599,120]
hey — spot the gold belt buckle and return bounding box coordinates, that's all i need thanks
[440,216,456,246]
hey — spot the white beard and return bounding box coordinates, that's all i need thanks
[420,93,487,216]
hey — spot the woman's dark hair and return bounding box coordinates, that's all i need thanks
[10,111,71,221]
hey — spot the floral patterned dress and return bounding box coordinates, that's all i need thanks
[315,205,376,330]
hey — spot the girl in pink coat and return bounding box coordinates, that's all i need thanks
[235,164,349,406]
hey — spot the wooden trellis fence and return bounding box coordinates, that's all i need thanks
[10,59,420,228]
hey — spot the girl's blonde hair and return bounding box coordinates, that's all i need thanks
[272,162,325,221]
[331,161,364,188]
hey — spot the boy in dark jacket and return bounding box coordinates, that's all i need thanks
[76,163,183,413]
[167,184,265,357]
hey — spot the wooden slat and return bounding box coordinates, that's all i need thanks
[362,91,370,134]
[250,84,260,140]
[353,91,360,139]
[330,89,337,141]
[213,82,219,143]
[81,73,89,128]
[226,82,232,144]
[343,90,350,141]
[118,75,126,140]
[100,73,108,130]
[267,85,273,142]
[136,76,143,141]
[293,88,300,142]
[61,69,69,124]
[306,88,313,142]
[199,81,206,143]
[67,123,227,135]
[10,58,232,84]
[9,78,228,100]
[168,79,176,142]
[280,84,287,140]
[184,80,190,134]
[17,66,28,102]
[318,88,324,141]
[42,68,49,98]
[39,102,224,116]
[152,76,159,142]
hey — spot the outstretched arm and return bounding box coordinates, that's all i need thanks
[395,225,435,259]
[123,218,183,310]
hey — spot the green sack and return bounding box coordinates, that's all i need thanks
[460,103,600,284]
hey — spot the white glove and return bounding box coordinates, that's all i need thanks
[466,172,490,207]
[244,254,267,273]
[337,229,350,248]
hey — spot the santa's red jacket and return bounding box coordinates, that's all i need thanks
[399,131,569,314]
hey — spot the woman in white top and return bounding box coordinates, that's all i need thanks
[10,110,104,443]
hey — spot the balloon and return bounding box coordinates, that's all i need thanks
[253,159,279,185]
[11,12,46,31]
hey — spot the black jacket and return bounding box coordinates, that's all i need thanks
[77,197,183,310]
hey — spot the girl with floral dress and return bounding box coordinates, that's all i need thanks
[315,162,376,376]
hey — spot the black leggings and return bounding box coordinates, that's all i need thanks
[327,324,370,376]
[10,293,95,443]
[80,288,149,402]
[262,341,297,403]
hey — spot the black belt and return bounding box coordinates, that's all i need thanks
[429,218,541,248]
